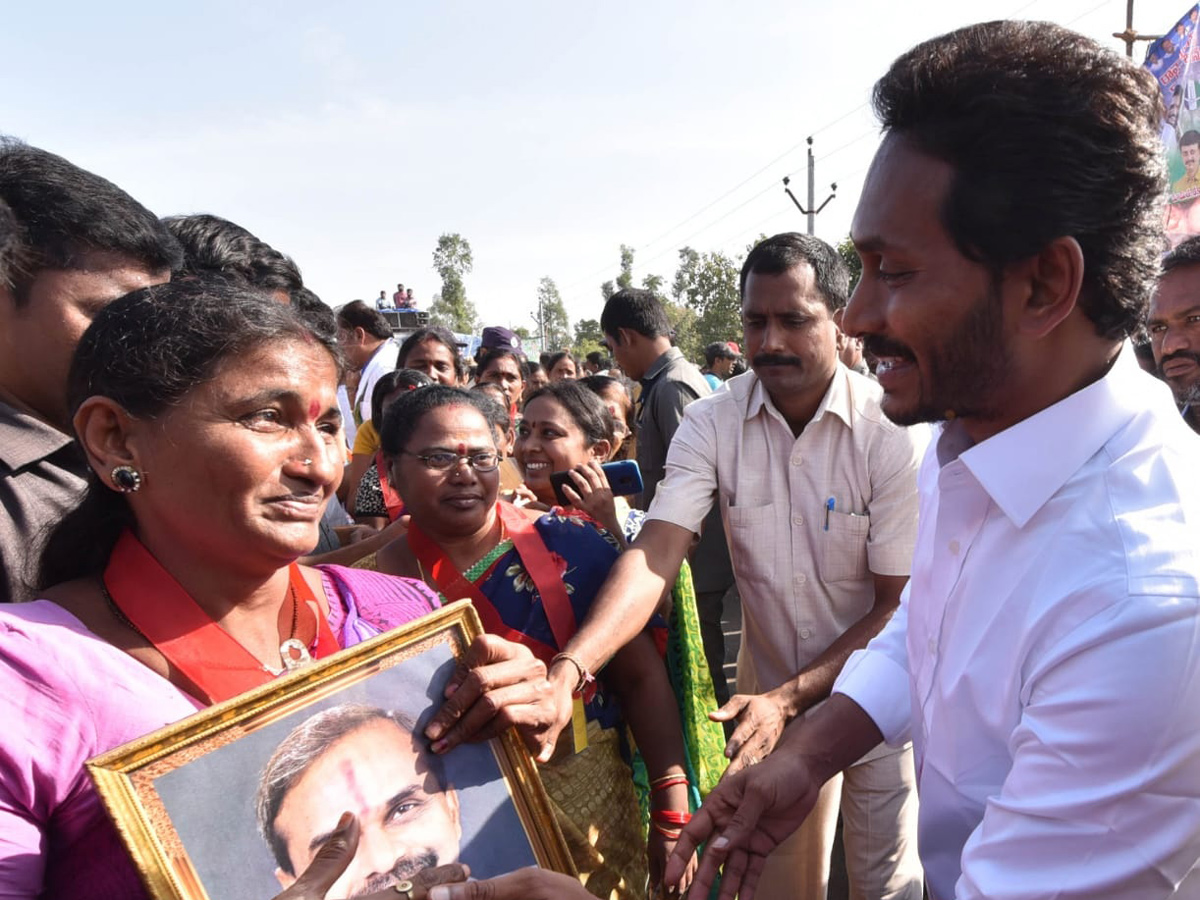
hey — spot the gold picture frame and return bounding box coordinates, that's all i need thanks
[88,600,574,900]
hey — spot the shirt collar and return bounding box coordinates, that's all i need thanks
[0,400,76,472]
[641,346,684,385]
[941,343,1152,528]
[743,365,852,429]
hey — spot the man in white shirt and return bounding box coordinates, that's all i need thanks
[335,300,400,430]
[665,20,1200,900]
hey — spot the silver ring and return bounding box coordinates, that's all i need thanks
[394,880,414,898]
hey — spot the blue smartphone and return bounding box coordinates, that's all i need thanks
[550,460,644,505]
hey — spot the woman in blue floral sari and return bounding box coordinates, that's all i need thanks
[375,385,695,900]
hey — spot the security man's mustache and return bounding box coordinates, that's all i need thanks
[753,353,804,368]
[1158,349,1200,376]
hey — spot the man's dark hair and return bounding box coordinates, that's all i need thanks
[255,704,444,875]
[586,350,614,370]
[163,214,302,293]
[740,233,851,312]
[38,277,341,589]
[600,288,672,340]
[397,327,466,380]
[370,368,433,431]
[872,20,1165,339]
[0,138,182,303]
[1163,235,1200,276]
[523,360,546,381]
[0,198,19,288]
[336,300,393,341]
[380,384,497,458]
[525,380,616,447]
[1182,130,1200,151]
[703,341,738,366]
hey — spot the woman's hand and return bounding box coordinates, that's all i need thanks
[648,826,697,897]
[423,634,571,762]
[499,484,543,509]
[559,462,624,543]
[272,812,469,899]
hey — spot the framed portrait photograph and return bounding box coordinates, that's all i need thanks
[87,600,573,900]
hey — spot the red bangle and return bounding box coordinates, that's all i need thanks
[652,809,692,826]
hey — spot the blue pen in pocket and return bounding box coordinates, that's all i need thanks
[824,497,835,531]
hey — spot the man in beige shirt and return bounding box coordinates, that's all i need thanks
[545,233,927,899]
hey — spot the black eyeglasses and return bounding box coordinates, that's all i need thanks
[401,450,500,472]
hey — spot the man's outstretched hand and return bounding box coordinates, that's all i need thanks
[662,745,822,900]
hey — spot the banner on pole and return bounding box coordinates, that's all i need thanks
[1147,4,1200,246]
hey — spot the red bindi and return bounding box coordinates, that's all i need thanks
[308,400,321,420]
[457,442,466,455]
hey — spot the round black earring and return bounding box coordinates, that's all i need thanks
[111,465,143,493]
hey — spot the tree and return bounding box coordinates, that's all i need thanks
[572,317,605,361]
[617,244,635,290]
[671,246,741,354]
[642,273,665,293]
[836,236,862,294]
[536,277,571,350]
[428,233,479,333]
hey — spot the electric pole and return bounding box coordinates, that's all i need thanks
[1112,0,1161,58]
[783,137,836,236]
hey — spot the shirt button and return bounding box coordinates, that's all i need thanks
[949,539,961,555]
[792,455,803,465]
[792,515,804,526]
[794,573,807,585]
[800,628,812,639]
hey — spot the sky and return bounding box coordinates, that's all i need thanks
[1,0,1191,333]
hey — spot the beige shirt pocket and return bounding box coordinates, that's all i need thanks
[819,510,870,583]
[724,500,778,587]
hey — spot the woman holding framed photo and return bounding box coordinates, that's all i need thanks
[0,281,545,900]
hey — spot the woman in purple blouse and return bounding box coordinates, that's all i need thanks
[0,280,549,900]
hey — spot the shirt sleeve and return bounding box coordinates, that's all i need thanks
[953,593,1200,899]
[833,580,913,745]
[645,400,719,536]
[648,378,702,450]
[864,422,928,578]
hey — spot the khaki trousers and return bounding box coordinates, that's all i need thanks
[751,743,923,900]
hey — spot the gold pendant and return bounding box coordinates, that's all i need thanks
[279,638,313,671]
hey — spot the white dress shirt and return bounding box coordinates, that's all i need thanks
[353,338,400,424]
[648,365,927,696]
[835,346,1200,899]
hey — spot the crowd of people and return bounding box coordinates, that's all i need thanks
[2,15,1200,900]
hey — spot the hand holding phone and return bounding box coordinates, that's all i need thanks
[550,460,643,505]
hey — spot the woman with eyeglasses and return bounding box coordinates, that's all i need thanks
[375,385,697,899]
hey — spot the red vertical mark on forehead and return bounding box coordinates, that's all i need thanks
[457,442,466,455]
[309,400,321,420]
[340,759,371,817]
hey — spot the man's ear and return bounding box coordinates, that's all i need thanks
[831,308,850,352]
[275,868,296,890]
[1015,236,1085,340]
[73,397,142,491]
